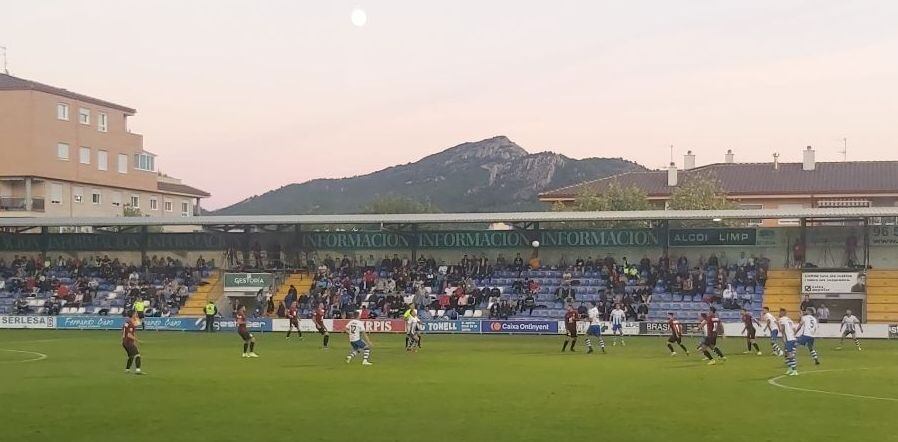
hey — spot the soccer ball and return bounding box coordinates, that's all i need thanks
[531,240,540,248]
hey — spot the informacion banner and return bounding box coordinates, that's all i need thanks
[223,273,274,292]
[332,319,406,333]
[481,320,558,334]
[801,272,865,294]
[0,315,56,329]
[421,320,481,333]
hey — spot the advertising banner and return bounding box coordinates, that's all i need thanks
[668,229,757,247]
[421,320,481,333]
[889,324,898,339]
[271,318,331,333]
[801,272,865,294]
[574,321,640,335]
[332,319,406,333]
[223,273,273,292]
[640,321,702,336]
[212,317,272,332]
[0,315,56,329]
[55,315,124,330]
[871,226,898,246]
[142,317,205,331]
[480,320,558,334]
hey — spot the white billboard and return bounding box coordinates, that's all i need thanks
[801,272,865,294]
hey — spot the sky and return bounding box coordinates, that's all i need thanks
[3,0,898,209]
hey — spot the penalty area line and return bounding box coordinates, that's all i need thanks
[0,348,49,363]
[768,368,898,403]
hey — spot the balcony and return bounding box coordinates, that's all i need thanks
[0,197,45,212]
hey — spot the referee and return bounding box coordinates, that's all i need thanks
[204,300,218,332]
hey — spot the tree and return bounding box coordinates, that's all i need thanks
[362,196,439,214]
[123,206,163,232]
[552,183,651,227]
[667,173,735,211]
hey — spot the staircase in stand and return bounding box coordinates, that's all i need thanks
[762,269,801,317]
[179,271,224,316]
[865,270,898,323]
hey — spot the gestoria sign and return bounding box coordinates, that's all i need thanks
[223,273,273,292]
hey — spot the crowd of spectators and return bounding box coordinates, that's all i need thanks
[2,254,212,316]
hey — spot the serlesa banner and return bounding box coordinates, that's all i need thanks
[0,315,56,329]
[223,273,273,292]
[421,320,481,333]
[332,319,406,333]
[481,320,558,334]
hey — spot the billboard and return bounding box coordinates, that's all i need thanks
[801,272,865,294]
[223,273,273,292]
[0,315,56,329]
[421,320,481,333]
[332,319,406,333]
[480,320,558,334]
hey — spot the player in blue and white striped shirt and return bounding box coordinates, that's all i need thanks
[796,308,820,366]
[609,304,626,347]
[839,310,864,351]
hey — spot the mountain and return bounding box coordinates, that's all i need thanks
[214,136,647,214]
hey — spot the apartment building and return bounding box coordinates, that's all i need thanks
[0,73,209,219]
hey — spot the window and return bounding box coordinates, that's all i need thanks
[117,154,128,174]
[73,187,84,204]
[181,201,190,217]
[164,200,173,212]
[149,197,158,211]
[97,150,108,171]
[112,191,122,207]
[49,183,63,205]
[130,195,140,209]
[80,147,91,164]
[778,204,805,226]
[134,152,155,171]
[91,190,101,205]
[79,108,90,125]
[98,112,108,132]
[57,103,69,120]
[57,142,70,160]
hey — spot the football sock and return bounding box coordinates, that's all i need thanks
[678,343,688,353]
[752,343,760,352]
[135,355,141,369]
[348,350,357,359]
[323,335,330,348]
[713,347,725,357]
[126,356,134,370]
[787,356,797,370]
[703,350,713,360]
[854,338,861,348]
[286,329,292,338]
[599,338,606,350]
[586,338,593,349]
[747,342,753,351]
[243,343,248,353]
[810,348,819,361]
[771,342,782,353]
[562,340,569,351]
[249,342,255,352]
[667,343,674,352]
[570,338,576,351]
[363,349,371,362]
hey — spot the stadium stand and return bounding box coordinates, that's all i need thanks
[866,270,898,323]
[0,255,213,317]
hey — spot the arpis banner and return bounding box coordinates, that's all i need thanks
[421,320,481,333]
[0,315,56,329]
[481,320,558,334]
[332,319,406,333]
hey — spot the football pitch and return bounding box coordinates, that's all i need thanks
[2,330,898,442]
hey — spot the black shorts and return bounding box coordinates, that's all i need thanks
[316,325,328,335]
[137,312,145,319]
[746,328,756,340]
[667,335,682,344]
[238,329,253,341]
[702,335,718,347]
[122,342,139,357]
[289,318,299,327]
[565,328,577,338]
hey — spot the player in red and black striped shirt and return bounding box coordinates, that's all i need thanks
[237,305,259,358]
[286,302,303,340]
[561,305,579,352]
[665,312,689,356]
[313,303,330,349]
[740,308,762,355]
[122,310,143,374]
[700,307,726,365]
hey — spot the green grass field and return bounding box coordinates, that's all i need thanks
[2,330,898,442]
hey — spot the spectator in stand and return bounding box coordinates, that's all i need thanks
[523,293,536,316]
[722,284,737,308]
[637,302,649,321]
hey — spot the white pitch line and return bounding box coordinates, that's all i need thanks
[0,348,49,363]
[768,368,898,402]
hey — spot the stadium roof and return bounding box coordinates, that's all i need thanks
[157,181,211,197]
[539,161,898,200]
[0,73,137,114]
[2,207,898,228]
